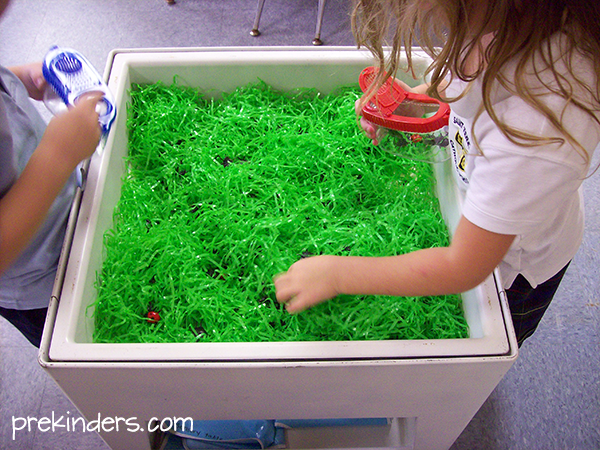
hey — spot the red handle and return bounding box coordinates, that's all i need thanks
[359,67,450,133]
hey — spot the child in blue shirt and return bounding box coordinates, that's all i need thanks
[0,0,102,347]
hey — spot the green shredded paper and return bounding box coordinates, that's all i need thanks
[92,80,469,343]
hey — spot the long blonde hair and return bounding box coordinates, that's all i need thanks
[352,0,600,165]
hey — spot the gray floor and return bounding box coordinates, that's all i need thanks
[0,1,598,449]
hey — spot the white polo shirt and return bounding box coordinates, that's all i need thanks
[446,41,599,288]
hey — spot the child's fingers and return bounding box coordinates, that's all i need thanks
[74,91,105,111]
[274,271,310,313]
[283,296,311,314]
[361,116,376,137]
[72,92,104,137]
[355,99,380,145]
[361,117,380,145]
[274,272,294,303]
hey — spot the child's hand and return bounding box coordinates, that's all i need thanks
[355,97,380,145]
[39,92,103,171]
[274,255,341,313]
[9,62,47,101]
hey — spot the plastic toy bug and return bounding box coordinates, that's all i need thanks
[147,311,161,324]
[146,301,161,323]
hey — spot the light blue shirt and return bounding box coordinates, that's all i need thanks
[0,65,77,309]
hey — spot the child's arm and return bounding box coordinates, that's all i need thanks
[0,92,103,275]
[274,216,515,313]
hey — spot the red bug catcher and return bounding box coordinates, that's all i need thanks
[359,66,451,163]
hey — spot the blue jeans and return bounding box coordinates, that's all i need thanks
[0,306,48,348]
[505,263,570,347]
